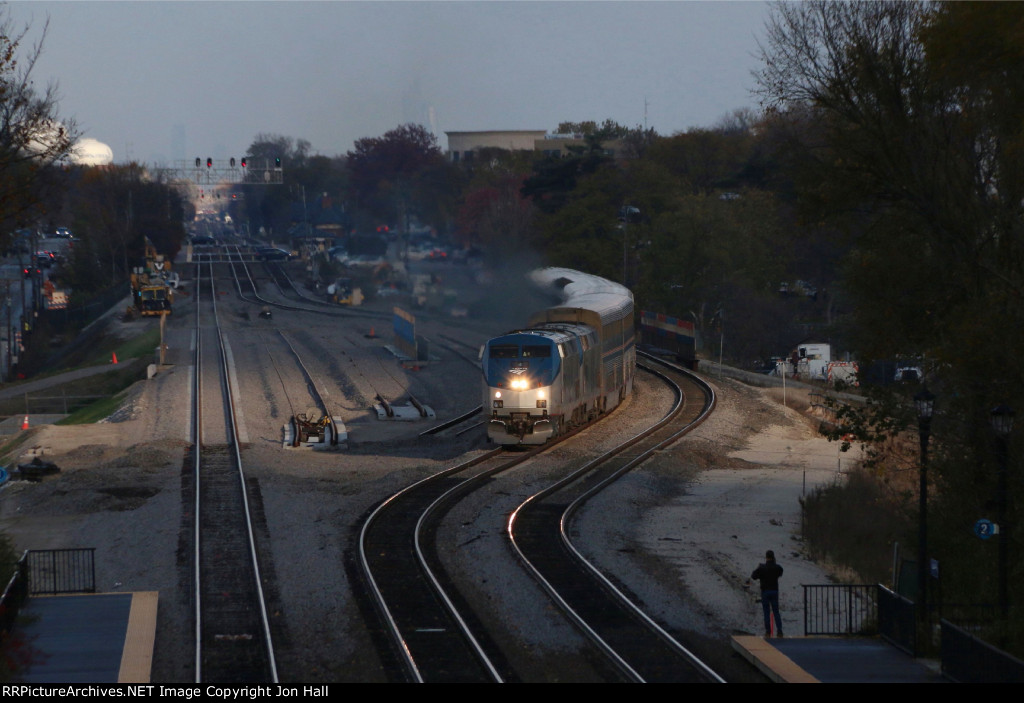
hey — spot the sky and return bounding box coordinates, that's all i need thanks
[7,1,772,166]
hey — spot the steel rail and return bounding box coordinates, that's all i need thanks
[506,360,724,682]
[192,260,279,682]
[558,357,723,683]
[357,448,507,682]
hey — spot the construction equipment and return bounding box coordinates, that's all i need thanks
[327,277,363,306]
[286,409,334,447]
[130,237,174,316]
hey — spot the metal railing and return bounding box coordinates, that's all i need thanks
[24,548,96,595]
[0,553,30,637]
[941,619,1024,682]
[803,584,878,636]
[0,394,107,416]
[877,585,917,655]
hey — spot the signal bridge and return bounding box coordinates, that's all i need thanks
[159,158,284,185]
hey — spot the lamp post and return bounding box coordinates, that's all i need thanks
[915,386,935,627]
[991,404,1015,621]
[619,205,639,287]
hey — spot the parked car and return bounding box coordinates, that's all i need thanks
[327,246,349,264]
[347,254,385,268]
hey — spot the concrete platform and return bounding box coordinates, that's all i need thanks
[733,635,946,683]
[15,591,157,683]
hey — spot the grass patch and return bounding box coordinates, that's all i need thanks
[84,327,161,367]
[0,360,147,418]
[60,388,131,425]
[800,468,912,584]
[0,315,157,421]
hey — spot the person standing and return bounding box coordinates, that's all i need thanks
[751,550,784,637]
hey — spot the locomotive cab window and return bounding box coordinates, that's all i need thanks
[491,345,519,358]
[522,345,551,358]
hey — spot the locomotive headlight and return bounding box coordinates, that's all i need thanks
[510,378,528,390]
[494,390,502,399]
[538,390,546,399]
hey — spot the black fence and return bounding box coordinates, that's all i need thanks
[877,585,917,655]
[803,583,878,636]
[942,620,1024,682]
[0,552,30,638]
[0,393,107,416]
[24,548,96,595]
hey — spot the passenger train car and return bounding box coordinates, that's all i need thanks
[482,268,635,445]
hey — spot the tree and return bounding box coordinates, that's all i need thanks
[0,11,76,236]
[246,133,310,167]
[346,123,449,229]
[757,0,1024,642]
[636,189,788,359]
[66,164,184,294]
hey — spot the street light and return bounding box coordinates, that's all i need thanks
[991,403,1015,620]
[619,205,640,286]
[914,385,935,628]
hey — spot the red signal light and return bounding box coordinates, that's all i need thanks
[206,158,212,168]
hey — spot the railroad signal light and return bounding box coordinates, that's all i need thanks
[195,157,201,168]
[206,157,212,168]
[241,157,247,168]
[230,157,236,168]
[275,157,281,168]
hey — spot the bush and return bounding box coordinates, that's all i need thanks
[800,468,913,584]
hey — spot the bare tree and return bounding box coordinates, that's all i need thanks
[0,10,77,231]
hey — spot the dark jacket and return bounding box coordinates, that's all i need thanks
[752,561,783,591]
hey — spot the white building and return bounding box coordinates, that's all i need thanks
[445,130,546,162]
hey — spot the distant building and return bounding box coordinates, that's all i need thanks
[445,129,631,163]
[534,133,628,159]
[445,130,546,162]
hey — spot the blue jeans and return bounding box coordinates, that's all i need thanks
[761,590,782,636]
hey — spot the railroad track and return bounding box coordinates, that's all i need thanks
[192,260,279,683]
[357,356,723,682]
[358,448,519,682]
[507,354,722,682]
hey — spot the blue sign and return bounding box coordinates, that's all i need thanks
[974,519,997,540]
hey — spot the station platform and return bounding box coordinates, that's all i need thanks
[733,635,946,683]
[14,591,157,683]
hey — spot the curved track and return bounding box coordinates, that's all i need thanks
[359,356,722,682]
[507,355,721,682]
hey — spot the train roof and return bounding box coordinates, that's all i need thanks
[528,268,633,326]
[490,325,587,345]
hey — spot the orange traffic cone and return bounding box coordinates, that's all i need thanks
[21,415,28,430]
[112,352,118,364]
